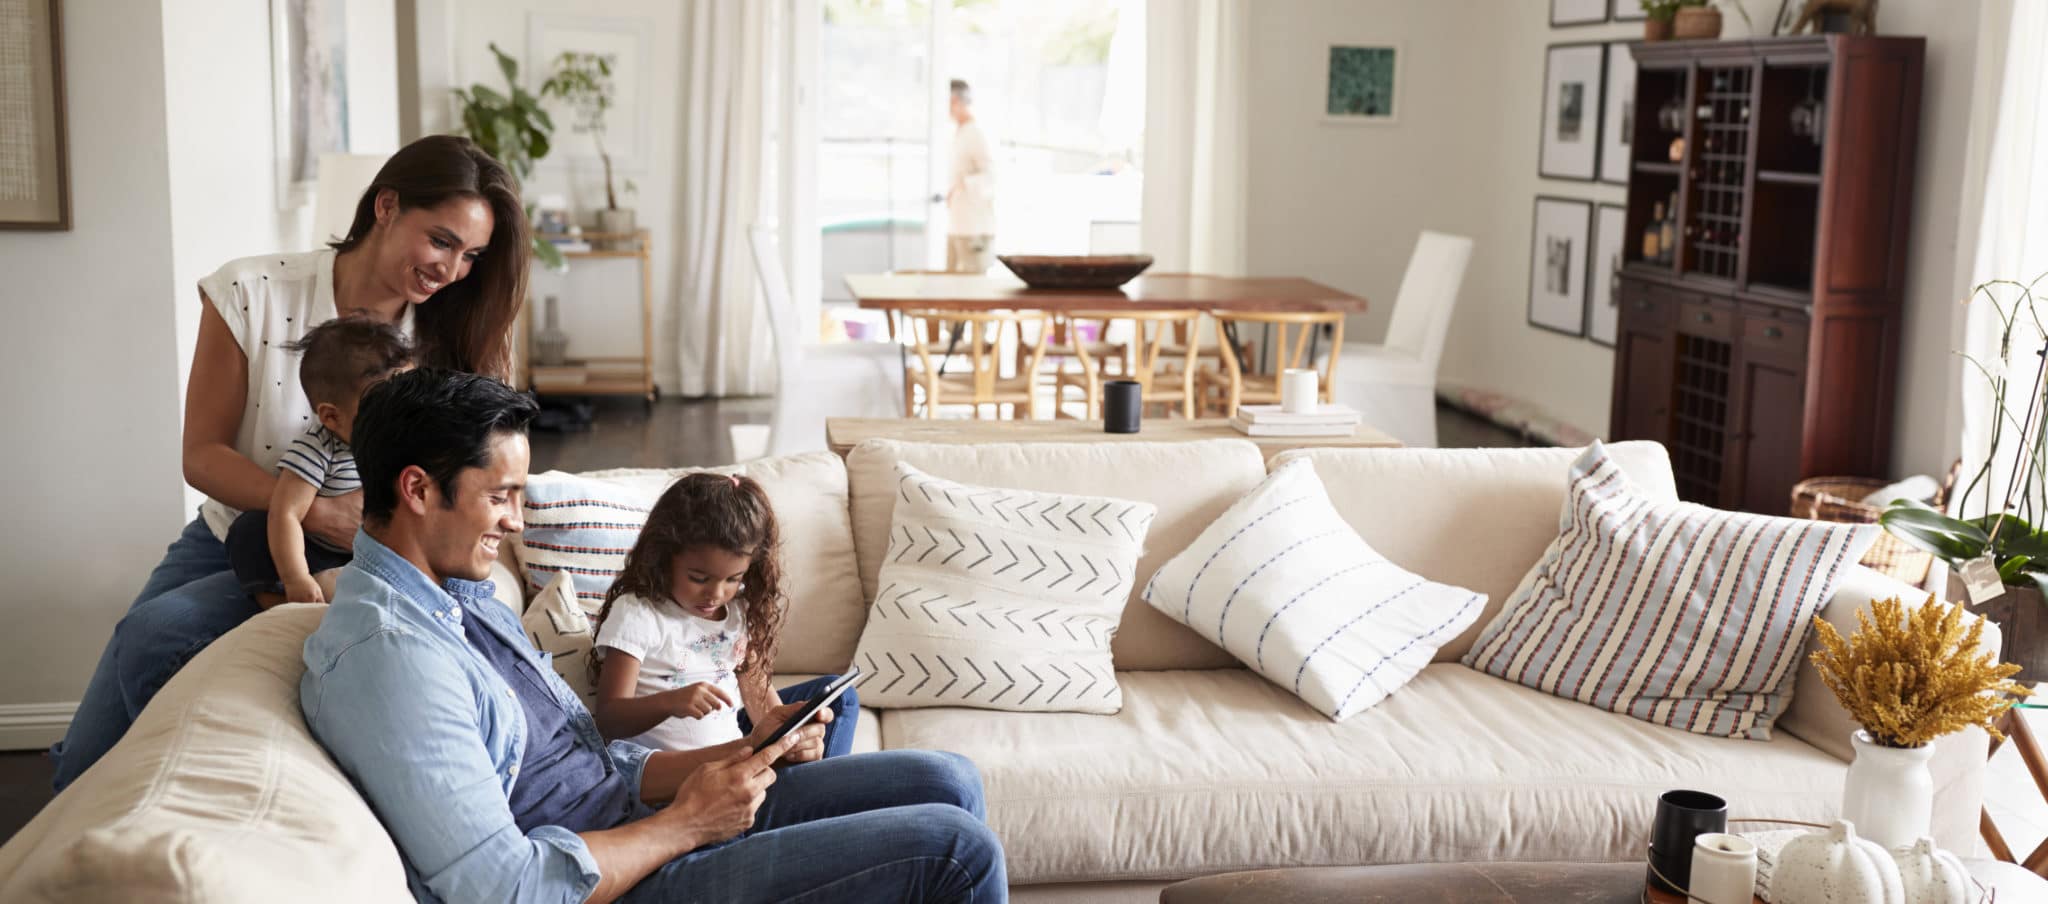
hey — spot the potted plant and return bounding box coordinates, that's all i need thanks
[1808,595,2025,848]
[453,43,565,271]
[1640,0,1681,40]
[540,52,634,251]
[1664,0,1754,40]
[1883,276,2048,680]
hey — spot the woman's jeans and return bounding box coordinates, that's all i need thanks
[51,518,261,790]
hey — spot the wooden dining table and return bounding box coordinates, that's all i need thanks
[843,272,1370,315]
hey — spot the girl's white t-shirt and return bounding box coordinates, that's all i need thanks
[193,249,414,540]
[594,593,749,752]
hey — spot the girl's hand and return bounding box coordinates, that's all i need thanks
[665,682,734,720]
[283,575,326,604]
[303,492,364,550]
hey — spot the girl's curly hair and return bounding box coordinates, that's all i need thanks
[589,472,786,685]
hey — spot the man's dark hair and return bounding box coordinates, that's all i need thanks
[351,368,538,523]
[950,78,971,101]
[286,315,413,406]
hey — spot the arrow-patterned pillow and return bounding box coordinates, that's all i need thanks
[851,462,1157,713]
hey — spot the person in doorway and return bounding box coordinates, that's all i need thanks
[945,78,996,274]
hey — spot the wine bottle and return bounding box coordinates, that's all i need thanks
[1644,202,1664,261]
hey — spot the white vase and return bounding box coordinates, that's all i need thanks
[1841,730,1934,850]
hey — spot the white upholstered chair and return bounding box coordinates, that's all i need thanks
[1327,231,1473,447]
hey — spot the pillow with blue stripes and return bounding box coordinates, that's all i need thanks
[1461,441,1876,740]
[1141,457,1485,721]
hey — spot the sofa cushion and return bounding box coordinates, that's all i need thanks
[848,439,1269,671]
[852,463,1154,713]
[1141,458,1483,720]
[877,666,1848,885]
[523,571,597,708]
[1270,441,1677,662]
[0,606,410,902]
[1462,442,1876,741]
[513,451,866,674]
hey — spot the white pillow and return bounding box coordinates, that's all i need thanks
[1142,458,1485,721]
[521,572,597,709]
[850,462,1156,713]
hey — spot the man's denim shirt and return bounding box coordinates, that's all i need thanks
[301,530,655,904]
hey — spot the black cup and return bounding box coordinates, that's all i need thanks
[1104,380,1141,434]
[1647,789,1727,894]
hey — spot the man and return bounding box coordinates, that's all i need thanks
[945,78,996,274]
[300,368,1006,903]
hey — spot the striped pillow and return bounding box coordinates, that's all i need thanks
[1461,441,1877,740]
[517,475,653,609]
[1142,458,1486,721]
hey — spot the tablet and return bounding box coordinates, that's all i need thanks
[753,667,862,753]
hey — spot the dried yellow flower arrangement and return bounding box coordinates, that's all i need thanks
[1809,594,2029,749]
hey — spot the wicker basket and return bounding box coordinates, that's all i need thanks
[1790,476,1940,586]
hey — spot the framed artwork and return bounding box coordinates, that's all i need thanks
[0,0,69,230]
[1320,43,1401,125]
[1599,42,1635,185]
[1612,0,1648,21]
[1588,204,1627,346]
[1553,0,1608,26]
[1539,43,1606,182]
[271,0,352,208]
[530,14,653,170]
[1529,196,1592,337]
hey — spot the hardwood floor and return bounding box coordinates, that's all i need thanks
[0,398,1527,846]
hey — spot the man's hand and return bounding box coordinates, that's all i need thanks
[742,699,831,767]
[663,682,735,720]
[283,574,327,604]
[662,735,792,844]
[303,492,364,550]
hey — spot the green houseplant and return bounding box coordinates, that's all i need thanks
[540,51,635,250]
[1640,0,1682,40]
[452,42,565,271]
[1882,275,2048,679]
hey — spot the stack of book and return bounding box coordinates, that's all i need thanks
[1229,403,1361,437]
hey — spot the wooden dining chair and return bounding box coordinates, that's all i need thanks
[1066,310,1203,419]
[903,309,1051,420]
[1209,310,1346,417]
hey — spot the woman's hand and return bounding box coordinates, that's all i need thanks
[741,699,830,767]
[661,741,787,843]
[663,682,735,720]
[303,492,364,550]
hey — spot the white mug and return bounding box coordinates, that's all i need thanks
[1689,833,1757,904]
[1280,368,1319,414]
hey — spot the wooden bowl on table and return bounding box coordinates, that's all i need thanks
[997,254,1154,290]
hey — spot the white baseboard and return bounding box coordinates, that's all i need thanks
[0,703,74,751]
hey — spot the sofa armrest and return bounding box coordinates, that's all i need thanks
[488,556,526,613]
[1778,565,1998,854]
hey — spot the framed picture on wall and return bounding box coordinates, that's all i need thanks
[0,0,68,230]
[1553,0,1608,26]
[1599,42,1635,185]
[1529,196,1592,337]
[1612,0,1648,21]
[529,14,654,171]
[1587,203,1627,346]
[1539,43,1606,182]
[271,0,352,209]
[1320,43,1401,125]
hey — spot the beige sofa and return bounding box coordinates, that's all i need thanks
[0,440,1989,903]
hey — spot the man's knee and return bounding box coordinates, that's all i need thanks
[896,750,986,818]
[898,804,1004,891]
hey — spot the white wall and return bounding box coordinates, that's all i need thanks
[1248,0,1980,479]
[0,0,187,729]
[414,0,689,390]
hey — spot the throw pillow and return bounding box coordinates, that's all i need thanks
[522,572,597,709]
[850,463,1156,713]
[1141,458,1486,721]
[1461,441,1878,740]
[518,473,653,608]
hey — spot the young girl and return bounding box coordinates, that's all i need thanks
[591,472,858,759]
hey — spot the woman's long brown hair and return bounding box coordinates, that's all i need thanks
[330,134,528,380]
[590,473,788,685]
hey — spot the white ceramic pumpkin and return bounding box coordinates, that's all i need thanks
[1893,837,1973,904]
[1768,820,1904,904]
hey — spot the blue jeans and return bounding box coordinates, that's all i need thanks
[621,749,1006,902]
[742,675,860,761]
[52,518,262,791]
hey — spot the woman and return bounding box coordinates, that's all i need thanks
[52,135,529,790]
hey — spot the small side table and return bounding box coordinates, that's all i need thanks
[1984,701,2048,878]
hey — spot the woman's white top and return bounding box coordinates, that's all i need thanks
[194,249,414,540]
[594,593,750,752]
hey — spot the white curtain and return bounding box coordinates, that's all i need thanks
[676,1,782,397]
[1141,0,1249,276]
[1957,0,2048,518]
